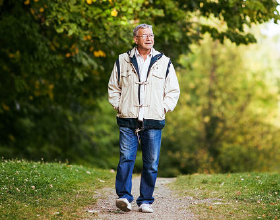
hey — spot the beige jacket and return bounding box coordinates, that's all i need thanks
[108,47,180,125]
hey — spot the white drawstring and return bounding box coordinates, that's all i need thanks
[135,128,142,144]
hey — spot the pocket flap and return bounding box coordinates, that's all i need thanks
[121,70,132,78]
[152,70,164,79]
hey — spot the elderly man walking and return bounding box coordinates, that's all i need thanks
[108,24,180,213]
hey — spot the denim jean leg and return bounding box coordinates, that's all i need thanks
[136,129,162,206]
[115,127,139,203]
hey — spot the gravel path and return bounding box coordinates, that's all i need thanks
[86,176,196,219]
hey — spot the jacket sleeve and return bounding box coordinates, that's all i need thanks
[108,62,121,111]
[163,62,180,113]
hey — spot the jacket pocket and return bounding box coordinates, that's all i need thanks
[152,70,165,89]
[120,70,132,87]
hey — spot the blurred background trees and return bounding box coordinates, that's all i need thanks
[160,31,280,176]
[1,0,280,175]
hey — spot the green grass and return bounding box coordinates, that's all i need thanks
[173,173,280,219]
[0,159,115,219]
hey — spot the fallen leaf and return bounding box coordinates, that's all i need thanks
[87,209,98,214]
[98,178,105,183]
[236,191,241,195]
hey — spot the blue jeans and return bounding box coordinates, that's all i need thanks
[115,126,162,206]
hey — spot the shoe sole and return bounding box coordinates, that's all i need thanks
[116,200,131,212]
[139,207,153,213]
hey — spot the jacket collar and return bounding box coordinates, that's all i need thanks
[125,47,160,61]
[126,47,163,76]
[135,47,153,58]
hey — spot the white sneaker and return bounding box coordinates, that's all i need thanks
[139,204,153,213]
[116,198,132,212]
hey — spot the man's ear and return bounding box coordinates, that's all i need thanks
[134,36,138,45]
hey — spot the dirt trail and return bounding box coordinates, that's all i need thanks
[86,176,196,220]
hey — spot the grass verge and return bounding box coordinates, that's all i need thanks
[0,159,115,219]
[172,173,280,219]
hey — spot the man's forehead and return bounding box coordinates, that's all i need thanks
[138,28,153,33]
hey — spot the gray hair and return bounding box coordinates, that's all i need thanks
[133,24,153,36]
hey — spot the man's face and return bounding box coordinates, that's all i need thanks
[134,28,154,51]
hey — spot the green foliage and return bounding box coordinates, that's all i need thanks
[0,159,114,219]
[160,32,280,175]
[0,0,279,166]
[173,173,280,219]
[83,98,120,168]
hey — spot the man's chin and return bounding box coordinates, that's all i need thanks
[144,45,153,50]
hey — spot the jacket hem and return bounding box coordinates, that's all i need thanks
[117,117,165,130]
